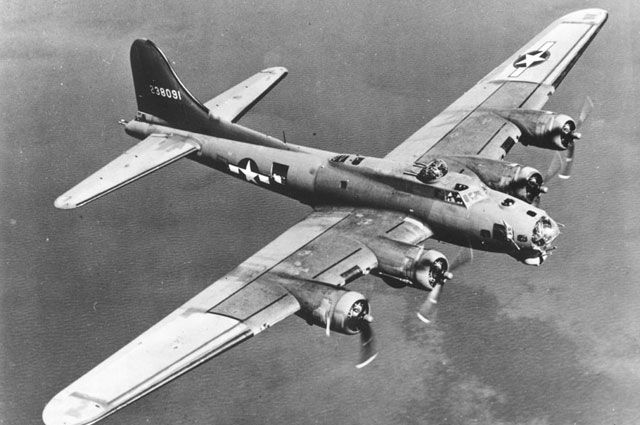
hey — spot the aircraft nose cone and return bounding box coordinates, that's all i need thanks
[545,217,561,245]
[531,215,561,250]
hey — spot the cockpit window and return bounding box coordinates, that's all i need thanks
[462,189,487,206]
[435,188,465,206]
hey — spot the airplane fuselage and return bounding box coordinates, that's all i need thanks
[125,120,559,265]
[45,12,609,424]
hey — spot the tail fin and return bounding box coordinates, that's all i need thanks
[130,39,211,132]
[130,39,289,149]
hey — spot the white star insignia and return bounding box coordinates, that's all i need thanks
[240,161,259,182]
[514,51,547,68]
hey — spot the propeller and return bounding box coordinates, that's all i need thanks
[416,246,473,324]
[531,150,564,207]
[543,151,564,183]
[535,97,594,204]
[558,97,593,180]
[416,282,443,324]
[356,317,377,369]
[322,298,378,368]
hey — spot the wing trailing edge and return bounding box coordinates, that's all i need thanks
[54,134,200,209]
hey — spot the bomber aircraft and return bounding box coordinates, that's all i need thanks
[44,9,607,425]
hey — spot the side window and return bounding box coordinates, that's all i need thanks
[331,154,349,163]
[493,223,507,240]
[351,156,365,165]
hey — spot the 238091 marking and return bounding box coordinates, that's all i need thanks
[149,85,182,100]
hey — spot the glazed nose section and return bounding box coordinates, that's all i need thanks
[532,216,560,248]
[532,217,560,248]
[520,215,560,266]
[547,217,561,245]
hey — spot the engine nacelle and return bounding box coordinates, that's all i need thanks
[442,155,545,204]
[491,109,576,151]
[367,237,449,290]
[284,281,371,335]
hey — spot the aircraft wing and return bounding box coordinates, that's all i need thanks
[43,207,431,425]
[384,9,608,163]
[54,134,200,209]
[203,67,288,123]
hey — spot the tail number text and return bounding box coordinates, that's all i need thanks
[149,85,182,100]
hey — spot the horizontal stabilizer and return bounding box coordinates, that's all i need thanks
[204,67,288,123]
[54,134,200,209]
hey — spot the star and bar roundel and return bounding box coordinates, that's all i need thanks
[509,41,555,78]
[228,158,288,185]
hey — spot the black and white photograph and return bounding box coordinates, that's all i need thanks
[2,1,639,424]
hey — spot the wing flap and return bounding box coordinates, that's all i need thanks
[204,67,288,123]
[54,134,200,209]
[271,208,433,287]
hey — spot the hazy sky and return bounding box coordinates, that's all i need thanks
[2,1,640,424]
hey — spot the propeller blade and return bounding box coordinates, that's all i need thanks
[558,141,575,179]
[578,96,594,126]
[416,283,442,324]
[544,151,564,182]
[559,96,591,180]
[449,246,474,270]
[324,303,332,337]
[416,246,472,324]
[356,319,378,369]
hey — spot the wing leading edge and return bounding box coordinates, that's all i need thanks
[384,9,608,163]
[54,134,200,209]
[43,207,432,425]
[41,211,340,425]
[203,67,288,123]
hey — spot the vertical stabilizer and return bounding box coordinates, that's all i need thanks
[129,39,289,149]
[130,39,210,132]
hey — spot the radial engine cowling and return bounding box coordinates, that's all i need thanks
[442,156,545,204]
[285,281,371,335]
[368,237,449,290]
[492,109,576,151]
